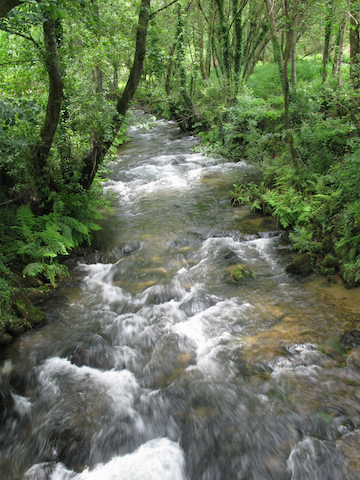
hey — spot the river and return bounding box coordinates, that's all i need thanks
[1,113,360,480]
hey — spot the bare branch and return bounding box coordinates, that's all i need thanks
[150,0,180,19]
[0,25,41,48]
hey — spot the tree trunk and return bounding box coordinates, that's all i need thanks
[30,12,63,185]
[350,0,360,89]
[265,0,284,90]
[79,0,151,190]
[165,42,177,95]
[336,12,349,90]
[291,13,298,87]
[199,16,208,80]
[322,0,334,83]
[214,0,231,84]
[332,18,343,76]
[0,0,21,18]
[242,24,269,81]
[244,34,270,81]
[232,0,244,76]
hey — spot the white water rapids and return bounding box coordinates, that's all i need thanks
[1,113,360,480]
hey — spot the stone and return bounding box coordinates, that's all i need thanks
[346,349,360,370]
[286,254,312,275]
[0,378,14,420]
[321,236,333,254]
[341,330,360,348]
[12,290,46,327]
[0,332,13,346]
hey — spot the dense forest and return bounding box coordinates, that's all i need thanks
[1,0,360,342]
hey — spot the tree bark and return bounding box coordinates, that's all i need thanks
[30,13,63,184]
[214,0,231,84]
[165,41,177,95]
[0,0,21,18]
[79,0,151,190]
[265,0,284,89]
[199,16,208,80]
[291,13,298,86]
[350,0,360,89]
[322,0,334,83]
[336,11,349,90]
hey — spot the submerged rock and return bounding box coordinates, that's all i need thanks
[340,330,360,349]
[63,335,116,370]
[286,254,312,275]
[0,377,15,420]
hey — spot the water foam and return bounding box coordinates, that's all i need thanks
[24,438,186,480]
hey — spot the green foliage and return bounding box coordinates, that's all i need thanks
[298,116,355,174]
[12,200,103,286]
[289,227,322,254]
[230,181,268,213]
[0,253,17,329]
[230,264,256,282]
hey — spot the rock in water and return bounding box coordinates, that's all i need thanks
[286,254,312,275]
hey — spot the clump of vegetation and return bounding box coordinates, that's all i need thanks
[230,265,256,282]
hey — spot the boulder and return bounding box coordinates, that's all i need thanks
[346,349,360,370]
[286,254,312,275]
[321,236,333,254]
[340,330,360,349]
[0,331,13,346]
[12,290,46,327]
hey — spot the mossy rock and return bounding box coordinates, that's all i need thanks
[11,290,46,329]
[7,319,32,336]
[321,236,333,255]
[321,254,338,269]
[230,264,256,282]
[286,254,312,275]
[0,332,13,346]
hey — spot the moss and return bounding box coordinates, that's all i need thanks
[286,254,312,275]
[12,291,46,326]
[230,264,256,282]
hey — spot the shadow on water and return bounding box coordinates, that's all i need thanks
[1,113,360,480]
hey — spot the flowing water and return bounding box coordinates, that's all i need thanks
[1,113,360,480]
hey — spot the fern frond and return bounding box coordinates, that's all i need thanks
[16,204,35,229]
[23,262,46,277]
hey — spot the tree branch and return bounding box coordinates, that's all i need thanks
[150,0,179,19]
[0,25,41,48]
[0,58,38,66]
[0,0,22,18]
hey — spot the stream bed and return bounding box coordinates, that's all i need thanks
[1,114,360,480]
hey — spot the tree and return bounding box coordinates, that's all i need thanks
[0,0,152,199]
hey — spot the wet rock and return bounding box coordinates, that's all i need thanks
[10,365,38,396]
[340,330,360,349]
[143,334,196,387]
[0,331,13,346]
[142,284,182,305]
[0,377,15,420]
[288,437,343,478]
[121,240,141,255]
[223,247,239,263]
[11,290,46,328]
[320,254,339,276]
[63,335,116,370]
[179,290,219,317]
[346,349,360,370]
[321,236,333,254]
[286,254,312,275]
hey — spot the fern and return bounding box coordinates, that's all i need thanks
[12,195,105,285]
[23,262,69,286]
[16,204,35,229]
